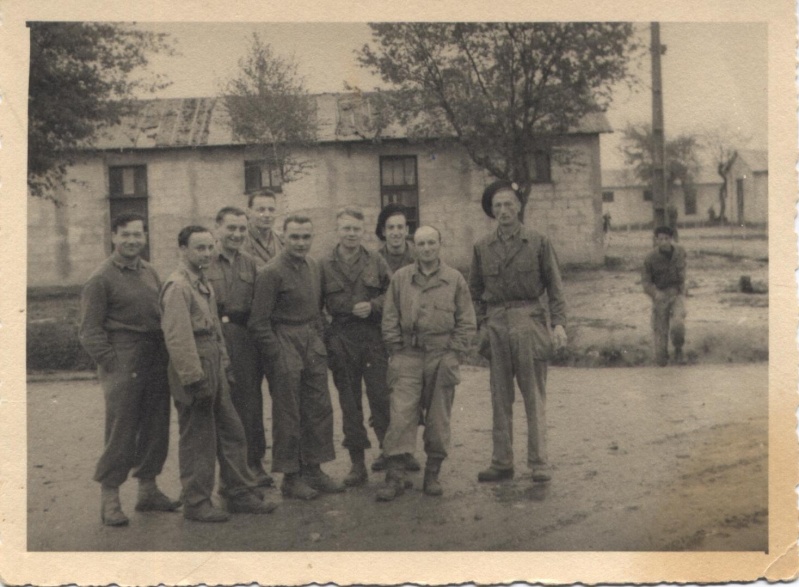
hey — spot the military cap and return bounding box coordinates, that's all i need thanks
[481,180,522,218]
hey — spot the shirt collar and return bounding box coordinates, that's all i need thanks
[111,252,142,271]
[215,242,238,263]
[279,250,308,269]
[497,223,522,242]
[413,259,448,282]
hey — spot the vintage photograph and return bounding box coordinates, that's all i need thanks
[4,2,795,583]
[24,20,770,552]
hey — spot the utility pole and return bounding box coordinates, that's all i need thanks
[650,22,669,232]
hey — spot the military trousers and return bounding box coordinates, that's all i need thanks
[221,322,267,469]
[382,348,460,461]
[266,323,336,474]
[326,321,390,451]
[483,305,551,471]
[171,337,255,508]
[651,291,687,365]
[93,331,171,488]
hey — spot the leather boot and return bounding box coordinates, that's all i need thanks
[302,463,345,494]
[344,449,368,487]
[423,458,443,497]
[375,456,408,502]
[101,485,129,527]
[135,478,182,512]
[673,347,686,365]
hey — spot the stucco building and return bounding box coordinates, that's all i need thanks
[28,94,612,287]
[724,149,768,226]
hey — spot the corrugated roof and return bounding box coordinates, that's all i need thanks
[90,93,612,151]
[736,149,768,172]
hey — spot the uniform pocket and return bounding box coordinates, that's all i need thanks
[437,352,461,386]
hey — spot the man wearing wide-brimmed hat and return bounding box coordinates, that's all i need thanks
[470,180,568,485]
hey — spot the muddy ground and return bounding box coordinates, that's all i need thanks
[28,363,767,551]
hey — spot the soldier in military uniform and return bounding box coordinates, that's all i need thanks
[206,207,272,487]
[161,226,277,522]
[249,215,343,500]
[470,181,568,485]
[320,207,392,485]
[242,188,283,269]
[375,203,415,273]
[377,226,476,501]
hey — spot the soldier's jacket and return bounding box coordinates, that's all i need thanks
[205,247,257,315]
[79,254,162,369]
[248,251,325,362]
[241,224,283,269]
[382,261,476,358]
[378,241,416,274]
[642,244,686,297]
[469,225,566,327]
[160,261,230,391]
[320,245,391,325]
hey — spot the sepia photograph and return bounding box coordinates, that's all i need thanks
[2,0,797,584]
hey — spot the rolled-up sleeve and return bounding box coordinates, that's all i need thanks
[160,282,204,386]
[78,276,115,368]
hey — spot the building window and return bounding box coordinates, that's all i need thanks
[109,165,150,260]
[643,190,653,202]
[244,160,283,193]
[684,189,697,215]
[530,150,552,183]
[380,155,419,233]
[602,191,615,203]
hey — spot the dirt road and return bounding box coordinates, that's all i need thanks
[27,363,766,552]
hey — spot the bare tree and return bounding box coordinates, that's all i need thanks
[221,33,317,186]
[699,125,751,224]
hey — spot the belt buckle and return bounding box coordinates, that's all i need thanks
[221,316,230,324]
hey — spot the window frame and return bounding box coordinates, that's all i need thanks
[244,159,283,193]
[602,191,615,203]
[379,155,420,233]
[108,164,151,261]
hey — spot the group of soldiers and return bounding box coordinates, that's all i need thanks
[79,179,686,526]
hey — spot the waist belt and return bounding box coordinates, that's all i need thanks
[193,330,215,340]
[487,299,538,309]
[219,310,250,326]
[272,316,317,326]
[108,329,163,342]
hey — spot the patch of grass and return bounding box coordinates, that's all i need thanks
[27,319,95,372]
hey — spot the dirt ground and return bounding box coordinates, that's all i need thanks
[27,363,767,552]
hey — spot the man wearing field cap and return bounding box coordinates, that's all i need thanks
[470,180,568,484]
[642,225,687,366]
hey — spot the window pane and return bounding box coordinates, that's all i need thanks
[403,159,416,185]
[134,166,148,197]
[244,161,262,192]
[122,168,135,196]
[109,167,123,197]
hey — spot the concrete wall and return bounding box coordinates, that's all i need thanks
[28,136,604,288]
[601,182,721,227]
[725,156,768,225]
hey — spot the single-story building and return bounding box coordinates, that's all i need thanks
[601,168,723,229]
[28,93,612,287]
[724,149,768,226]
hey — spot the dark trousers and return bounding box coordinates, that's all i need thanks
[171,338,255,508]
[221,322,266,470]
[266,323,335,474]
[93,332,171,488]
[326,321,390,451]
[652,292,687,364]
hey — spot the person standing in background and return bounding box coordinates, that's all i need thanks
[642,225,687,366]
[375,203,415,273]
[242,188,283,269]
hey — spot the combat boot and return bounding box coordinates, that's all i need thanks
[101,485,129,526]
[423,458,443,497]
[184,500,230,523]
[226,491,278,514]
[135,478,182,512]
[375,456,410,502]
[344,450,368,487]
[301,463,345,494]
[281,473,319,500]
[404,453,422,472]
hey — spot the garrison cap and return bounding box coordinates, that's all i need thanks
[481,180,522,218]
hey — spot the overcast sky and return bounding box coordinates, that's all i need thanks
[138,22,767,170]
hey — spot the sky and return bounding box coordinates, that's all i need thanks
[137,22,768,171]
